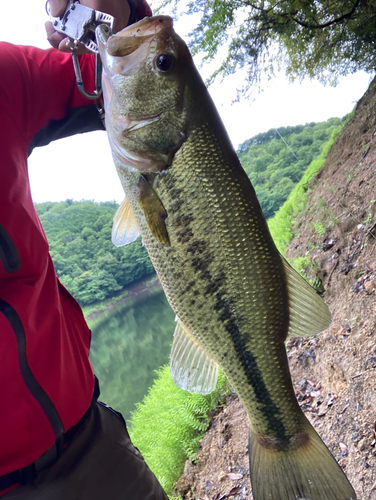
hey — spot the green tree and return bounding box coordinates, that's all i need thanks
[35,200,155,306]
[160,0,376,93]
[237,117,345,218]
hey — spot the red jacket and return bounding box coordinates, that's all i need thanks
[0,43,96,477]
[0,0,152,484]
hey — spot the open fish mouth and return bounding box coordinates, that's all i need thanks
[96,24,154,77]
[107,16,173,56]
[97,16,179,79]
[96,17,174,75]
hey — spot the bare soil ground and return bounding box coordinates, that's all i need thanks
[173,76,376,500]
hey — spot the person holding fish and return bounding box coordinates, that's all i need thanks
[0,1,168,499]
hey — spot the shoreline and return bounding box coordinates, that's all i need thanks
[85,274,164,323]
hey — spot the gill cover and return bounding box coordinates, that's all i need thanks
[96,18,190,173]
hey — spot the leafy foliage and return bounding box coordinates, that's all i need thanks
[129,365,231,495]
[157,0,376,93]
[237,117,346,219]
[35,200,154,306]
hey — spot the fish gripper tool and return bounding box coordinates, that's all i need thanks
[47,1,115,101]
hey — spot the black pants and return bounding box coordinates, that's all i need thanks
[2,403,168,500]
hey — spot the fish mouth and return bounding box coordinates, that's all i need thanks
[96,16,177,136]
[113,16,173,38]
[96,17,174,77]
[101,16,173,57]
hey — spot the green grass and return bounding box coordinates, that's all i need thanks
[129,365,231,496]
[290,256,312,279]
[313,220,326,236]
[268,123,344,252]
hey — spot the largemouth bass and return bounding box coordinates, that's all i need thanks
[97,17,356,500]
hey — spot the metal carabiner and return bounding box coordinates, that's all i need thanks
[71,51,103,100]
[47,1,114,101]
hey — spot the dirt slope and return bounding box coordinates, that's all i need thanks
[174,76,376,500]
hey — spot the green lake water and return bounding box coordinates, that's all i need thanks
[89,289,175,422]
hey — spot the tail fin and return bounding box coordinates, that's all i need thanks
[249,421,356,500]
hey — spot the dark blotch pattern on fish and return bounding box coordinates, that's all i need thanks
[208,271,288,442]
[182,280,197,296]
[174,214,195,243]
[169,200,184,214]
[187,240,208,256]
[165,131,290,447]
[191,255,212,280]
[205,271,226,296]
[177,228,193,244]
[174,214,194,227]
[169,187,182,199]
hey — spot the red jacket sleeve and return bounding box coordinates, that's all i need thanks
[0,43,98,146]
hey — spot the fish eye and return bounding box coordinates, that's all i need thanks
[155,54,174,72]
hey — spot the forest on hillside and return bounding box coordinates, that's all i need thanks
[237,118,346,219]
[36,117,345,306]
[35,200,154,305]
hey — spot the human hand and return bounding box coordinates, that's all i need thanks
[45,0,131,52]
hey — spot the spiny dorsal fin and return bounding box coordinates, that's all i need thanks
[112,197,140,247]
[282,256,332,338]
[170,318,218,395]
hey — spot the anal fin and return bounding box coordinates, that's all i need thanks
[170,318,218,395]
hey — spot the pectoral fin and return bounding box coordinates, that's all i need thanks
[134,175,170,247]
[282,256,332,338]
[170,318,218,395]
[112,197,140,247]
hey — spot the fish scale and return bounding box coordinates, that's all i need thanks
[98,16,356,499]
[117,122,307,440]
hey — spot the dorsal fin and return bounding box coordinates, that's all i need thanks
[282,257,332,338]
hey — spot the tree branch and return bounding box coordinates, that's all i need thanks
[290,0,361,30]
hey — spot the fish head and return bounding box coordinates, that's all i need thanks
[97,16,193,174]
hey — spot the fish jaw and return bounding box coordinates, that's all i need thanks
[107,16,174,51]
[96,18,190,174]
